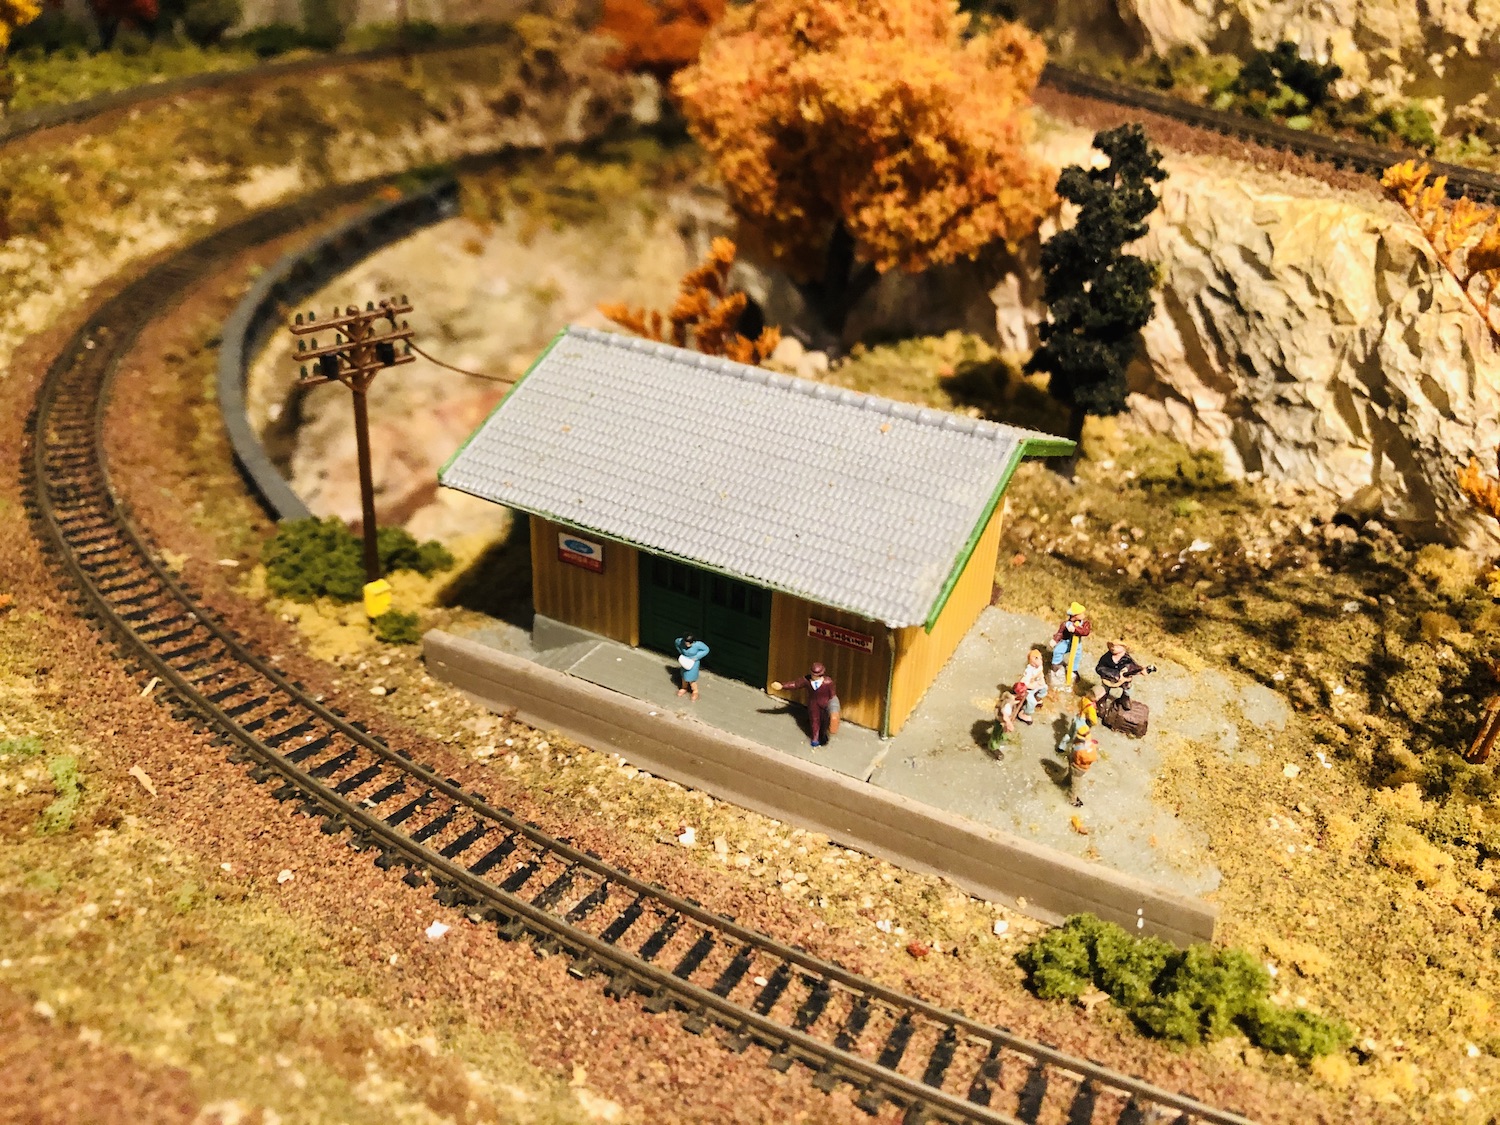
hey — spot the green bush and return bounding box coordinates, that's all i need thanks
[262,517,454,604]
[1015,915,1094,999]
[1232,42,1341,117]
[1243,1000,1353,1062]
[228,23,316,57]
[1130,440,1231,492]
[374,609,422,645]
[39,756,82,835]
[1366,103,1438,151]
[0,735,46,758]
[182,0,244,47]
[1017,915,1351,1061]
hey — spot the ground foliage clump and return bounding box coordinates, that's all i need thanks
[262,517,453,604]
[1019,915,1351,1061]
[373,608,422,645]
[1064,42,1441,157]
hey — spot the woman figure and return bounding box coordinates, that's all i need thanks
[675,634,710,701]
[1016,648,1048,725]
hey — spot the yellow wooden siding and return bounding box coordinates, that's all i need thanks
[766,594,888,732]
[887,501,1006,736]
[528,515,639,645]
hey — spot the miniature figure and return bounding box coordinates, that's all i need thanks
[1049,602,1092,687]
[772,662,840,747]
[1016,647,1048,725]
[992,682,1028,751]
[1057,695,1099,756]
[1093,639,1156,737]
[1069,736,1100,807]
[675,634,710,701]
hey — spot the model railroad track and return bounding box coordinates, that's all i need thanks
[1041,63,1500,201]
[24,195,1256,1125]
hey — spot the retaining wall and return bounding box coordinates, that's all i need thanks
[424,629,1219,946]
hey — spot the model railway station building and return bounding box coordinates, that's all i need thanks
[440,326,1072,738]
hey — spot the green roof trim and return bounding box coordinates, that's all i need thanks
[436,326,567,480]
[918,433,1073,632]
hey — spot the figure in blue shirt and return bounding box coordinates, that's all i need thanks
[675,634,710,701]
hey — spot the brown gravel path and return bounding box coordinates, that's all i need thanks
[76,221,1402,1123]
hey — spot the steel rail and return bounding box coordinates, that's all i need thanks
[0,30,513,146]
[1039,63,1500,201]
[25,193,1259,1125]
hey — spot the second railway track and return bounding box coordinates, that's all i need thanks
[25,187,1257,1125]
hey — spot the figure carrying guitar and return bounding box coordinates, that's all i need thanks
[1091,638,1157,737]
[1091,639,1155,703]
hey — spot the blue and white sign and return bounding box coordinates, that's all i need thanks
[557,532,604,573]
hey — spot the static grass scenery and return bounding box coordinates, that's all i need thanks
[8,1,1500,1121]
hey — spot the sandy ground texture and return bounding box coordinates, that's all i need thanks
[2,57,1487,1125]
[25,217,1393,1125]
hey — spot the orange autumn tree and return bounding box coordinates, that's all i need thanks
[601,237,781,365]
[596,0,725,80]
[1384,161,1500,761]
[672,0,1054,343]
[1384,161,1500,529]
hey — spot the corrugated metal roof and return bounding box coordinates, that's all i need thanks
[440,326,1063,627]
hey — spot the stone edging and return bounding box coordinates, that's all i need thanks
[423,628,1219,946]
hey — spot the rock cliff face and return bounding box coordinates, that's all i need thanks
[254,103,1500,547]
[1012,0,1500,105]
[991,124,1500,546]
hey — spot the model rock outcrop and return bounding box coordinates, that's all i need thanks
[1013,0,1500,107]
[991,126,1500,545]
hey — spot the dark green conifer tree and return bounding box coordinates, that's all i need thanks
[1027,124,1166,458]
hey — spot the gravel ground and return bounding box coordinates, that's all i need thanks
[0,987,201,1125]
[0,64,1434,1125]
[77,229,1393,1122]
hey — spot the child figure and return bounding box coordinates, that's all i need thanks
[1049,602,1092,689]
[988,683,1025,755]
[1016,648,1048,725]
[1057,696,1099,755]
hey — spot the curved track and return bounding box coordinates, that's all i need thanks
[1040,64,1500,200]
[25,45,1474,1125]
[25,198,1254,1125]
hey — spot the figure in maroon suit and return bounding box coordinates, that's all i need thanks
[772,662,840,747]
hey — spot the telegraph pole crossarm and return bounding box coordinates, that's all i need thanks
[287,296,416,619]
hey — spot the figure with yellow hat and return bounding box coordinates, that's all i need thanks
[1048,602,1092,689]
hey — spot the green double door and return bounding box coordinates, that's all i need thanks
[638,556,771,687]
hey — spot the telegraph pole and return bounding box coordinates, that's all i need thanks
[288,297,415,617]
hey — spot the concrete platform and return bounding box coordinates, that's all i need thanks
[447,605,1274,903]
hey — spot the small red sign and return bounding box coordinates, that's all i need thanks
[808,618,875,653]
[557,532,604,573]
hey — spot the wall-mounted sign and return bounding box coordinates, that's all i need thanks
[558,532,604,573]
[808,617,874,653]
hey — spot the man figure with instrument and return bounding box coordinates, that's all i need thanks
[1092,639,1155,704]
[1092,638,1156,737]
[1048,602,1092,689]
